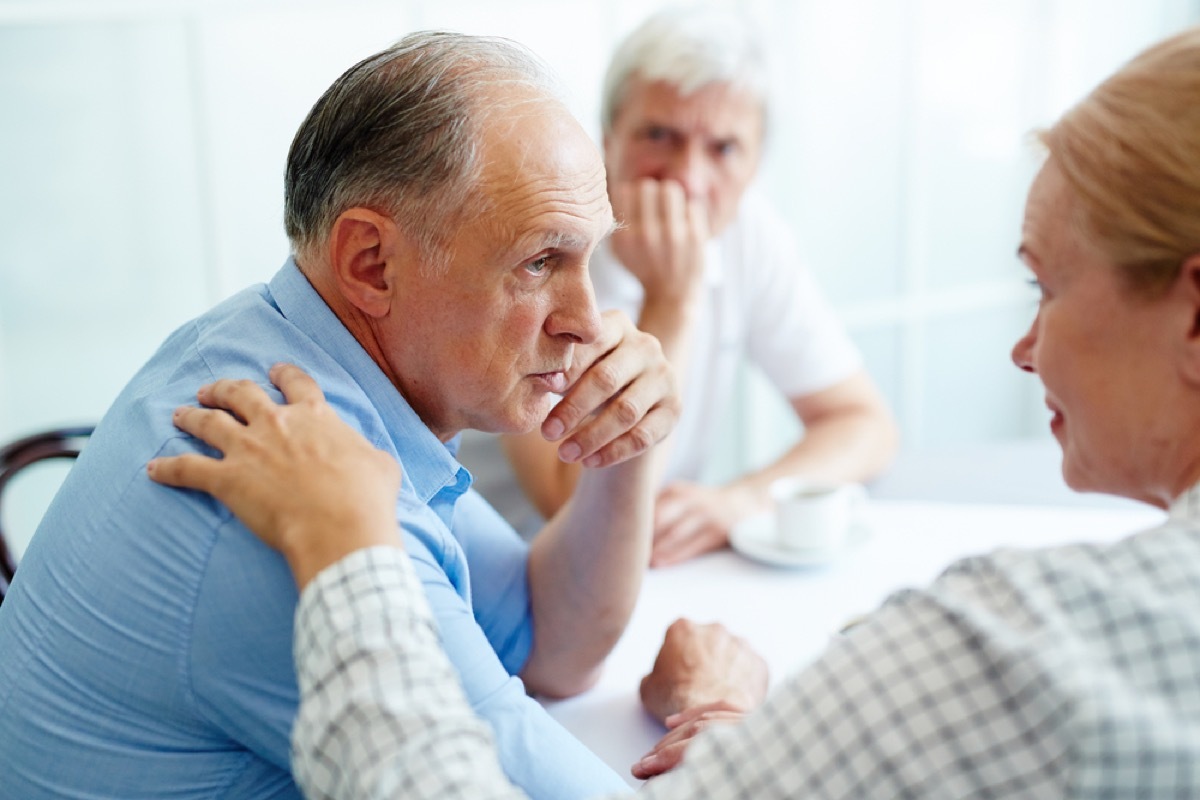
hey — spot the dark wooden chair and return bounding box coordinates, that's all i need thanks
[0,426,94,605]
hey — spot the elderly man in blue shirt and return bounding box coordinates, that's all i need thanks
[0,32,695,799]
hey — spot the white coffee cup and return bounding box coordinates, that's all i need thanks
[770,479,866,552]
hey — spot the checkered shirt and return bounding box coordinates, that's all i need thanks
[295,490,1200,799]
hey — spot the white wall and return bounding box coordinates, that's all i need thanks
[1,0,1197,548]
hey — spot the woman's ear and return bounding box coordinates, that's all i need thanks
[327,209,414,318]
[1176,253,1200,385]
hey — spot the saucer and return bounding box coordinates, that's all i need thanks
[729,512,871,568]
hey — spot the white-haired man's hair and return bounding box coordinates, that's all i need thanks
[600,5,768,135]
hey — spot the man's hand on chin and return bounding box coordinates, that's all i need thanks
[540,309,679,470]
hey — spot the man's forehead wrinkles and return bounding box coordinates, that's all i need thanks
[488,166,607,197]
[513,203,615,251]
[485,172,609,221]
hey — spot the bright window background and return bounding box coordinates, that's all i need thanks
[2,0,1197,552]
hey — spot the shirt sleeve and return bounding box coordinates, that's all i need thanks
[188,517,304,773]
[190,513,624,799]
[402,528,628,800]
[450,488,535,674]
[293,547,531,800]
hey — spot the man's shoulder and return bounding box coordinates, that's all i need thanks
[28,279,322,602]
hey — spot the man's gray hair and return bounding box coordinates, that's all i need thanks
[285,31,560,272]
[600,5,768,135]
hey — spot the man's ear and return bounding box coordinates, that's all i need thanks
[1177,253,1200,385]
[327,208,413,318]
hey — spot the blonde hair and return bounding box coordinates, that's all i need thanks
[1040,25,1200,297]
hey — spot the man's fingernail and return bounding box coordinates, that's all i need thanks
[583,454,602,468]
[559,442,581,462]
[543,418,564,439]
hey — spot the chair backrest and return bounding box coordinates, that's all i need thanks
[0,426,94,605]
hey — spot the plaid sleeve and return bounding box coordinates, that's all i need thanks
[639,527,1200,799]
[292,546,530,800]
[291,527,1200,800]
[291,549,1067,800]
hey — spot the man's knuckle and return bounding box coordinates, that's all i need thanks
[630,326,654,346]
[626,425,655,454]
[553,398,584,426]
[593,362,622,395]
[611,395,642,427]
[263,405,287,429]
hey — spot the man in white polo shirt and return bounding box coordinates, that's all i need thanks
[463,6,897,565]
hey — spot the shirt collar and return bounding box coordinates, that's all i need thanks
[268,258,466,504]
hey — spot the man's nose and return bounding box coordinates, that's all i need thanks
[666,142,710,200]
[545,274,602,345]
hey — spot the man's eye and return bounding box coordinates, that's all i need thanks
[713,140,739,158]
[526,256,550,276]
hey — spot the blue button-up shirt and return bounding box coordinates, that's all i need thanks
[0,260,626,799]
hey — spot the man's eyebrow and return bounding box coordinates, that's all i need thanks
[535,220,620,251]
[535,231,590,251]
